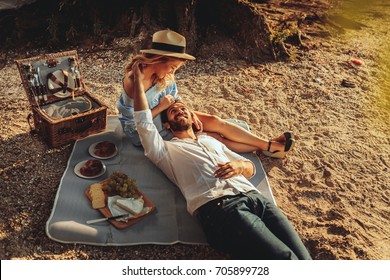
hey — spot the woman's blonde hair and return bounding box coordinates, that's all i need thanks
[125,53,186,90]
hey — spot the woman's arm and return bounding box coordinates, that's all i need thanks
[151,95,175,118]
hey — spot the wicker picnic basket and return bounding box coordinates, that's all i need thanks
[16,50,107,147]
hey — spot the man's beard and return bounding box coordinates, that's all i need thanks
[168,119,191,132]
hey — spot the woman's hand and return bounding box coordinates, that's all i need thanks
[158,95,176,111]
[151,95,176,118]
[192,112,203,132]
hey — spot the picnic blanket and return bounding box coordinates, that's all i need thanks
[45,116,275,246]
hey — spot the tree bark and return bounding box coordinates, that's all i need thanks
[174,0,198,54]
[0,0,334,61]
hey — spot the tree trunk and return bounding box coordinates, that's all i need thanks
[174,0,198,55]
[0,0,334,61]
[209,0,276,60]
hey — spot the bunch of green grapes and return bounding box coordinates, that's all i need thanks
[102,172,139,198]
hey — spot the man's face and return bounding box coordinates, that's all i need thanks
[166,102,192,132]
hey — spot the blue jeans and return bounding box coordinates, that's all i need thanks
[196,191,312,260]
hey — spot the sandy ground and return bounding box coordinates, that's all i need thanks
[1,2,389,260]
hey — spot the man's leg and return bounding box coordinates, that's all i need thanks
[195,112,286,153]
[246,192,312,260]
[197,194,310,259]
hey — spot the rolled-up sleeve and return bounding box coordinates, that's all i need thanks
[134,110,167,164]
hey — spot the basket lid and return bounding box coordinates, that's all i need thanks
[15,50,84,106]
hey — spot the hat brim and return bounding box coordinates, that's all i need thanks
[140,49,195,60]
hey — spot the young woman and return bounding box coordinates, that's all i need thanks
[117,29,294,158]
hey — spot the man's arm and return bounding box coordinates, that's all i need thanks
[214,160,255,179]
[132,63,167,164]
[133,63,148,112]
[214,144,256,179]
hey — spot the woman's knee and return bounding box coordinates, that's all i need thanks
[202,114,227,132]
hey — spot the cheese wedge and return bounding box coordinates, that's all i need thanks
[116,197,144,215]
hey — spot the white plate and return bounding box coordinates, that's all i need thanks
[88,141,118,159]
[47,69,76,98]
[74,159,106,179]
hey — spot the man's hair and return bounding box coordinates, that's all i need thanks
[160,100,189,124]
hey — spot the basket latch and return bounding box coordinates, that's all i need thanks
[46,59,58,68]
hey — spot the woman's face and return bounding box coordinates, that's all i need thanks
[150,59,184,79]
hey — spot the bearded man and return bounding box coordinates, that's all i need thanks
[132,61,311,260]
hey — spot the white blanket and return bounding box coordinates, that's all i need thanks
[45,116,275,245]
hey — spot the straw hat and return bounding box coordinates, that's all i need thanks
[140,30,195,60]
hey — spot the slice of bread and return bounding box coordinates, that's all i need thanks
[116,197,144,215]
[89,183,105,209]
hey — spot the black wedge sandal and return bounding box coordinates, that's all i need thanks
[262,138,295,158]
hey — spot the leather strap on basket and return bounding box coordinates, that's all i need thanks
[48,70,73,94]
[27,113,38,135]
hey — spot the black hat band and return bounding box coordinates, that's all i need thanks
[152,42,185,53]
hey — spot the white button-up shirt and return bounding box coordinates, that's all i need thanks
[134,109,259,215]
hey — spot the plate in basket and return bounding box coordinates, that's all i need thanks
[85,178,156,229]
[88,141,118,160]
[74,159,106,179]
[47,69,76,98]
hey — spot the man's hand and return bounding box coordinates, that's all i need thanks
[132,62,145,85]
[214,160,253,179]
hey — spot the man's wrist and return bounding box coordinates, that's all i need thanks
[242,160,255,178]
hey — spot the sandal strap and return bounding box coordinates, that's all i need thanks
[267,141,272,152]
